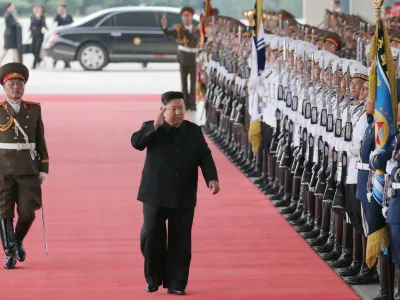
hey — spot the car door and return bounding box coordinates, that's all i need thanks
[110,11,162,57]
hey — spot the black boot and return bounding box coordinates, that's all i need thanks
[295,190,315,233]
[0,219,17,269]
[339,229,362,277]
[394,265,400,300]
[345,235,379,285]
[329,222,353,268]
[281,176,300,214]
[371,252,395,299]
[308,201,331,246]
[14,215,35,262]
[321,210,343,261]
[302,195,323,239]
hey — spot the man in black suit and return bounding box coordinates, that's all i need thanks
[53,4,73,68]
[131,91,220,295]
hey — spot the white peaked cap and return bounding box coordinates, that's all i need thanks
[332,58,347,73]
[350,63,369,81]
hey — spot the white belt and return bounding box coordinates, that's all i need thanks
[356,162,369,170]
[178,45,199,53]
[0,142,36,150]
[392,183,400,189]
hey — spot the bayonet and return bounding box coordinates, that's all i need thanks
[344,65,352,142]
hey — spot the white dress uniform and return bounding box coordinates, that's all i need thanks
[336,63,369,185]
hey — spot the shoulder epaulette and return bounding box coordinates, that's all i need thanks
[24,101,41,105]
[174,24,182,31]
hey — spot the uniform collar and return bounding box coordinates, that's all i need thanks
[163,120,186,132]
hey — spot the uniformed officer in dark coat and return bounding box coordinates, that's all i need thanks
[0,62,49,269]
[161,7,201,111]
[131,91,220,295]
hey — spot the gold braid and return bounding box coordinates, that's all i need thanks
[0,102,14,132]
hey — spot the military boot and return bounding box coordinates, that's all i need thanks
[345,235,379,285]
[0,219,17,269]
[308,201,331,246]
[329,222,353,268]
[321,210,344,261]
[339,229,363,277]
[14,215,35,262]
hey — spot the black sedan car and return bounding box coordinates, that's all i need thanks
[43,6,200,71]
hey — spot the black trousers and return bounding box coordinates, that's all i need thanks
[140,203,195,290]
[178,50,197,108]
[32,35,43,68]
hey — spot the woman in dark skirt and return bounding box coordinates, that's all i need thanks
[0,2,20,65]
[30,4,47,69]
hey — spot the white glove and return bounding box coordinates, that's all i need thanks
[39,172,48,183]
[382,207,388,219]
[370,149,378,160]
[386,160,398,175]
[367,192,372,202]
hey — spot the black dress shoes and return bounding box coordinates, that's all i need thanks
[168,288,186,295]
[146,284,158,293]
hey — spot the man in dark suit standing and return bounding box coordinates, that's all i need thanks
[131,91,220,295]
[52,4,73,68]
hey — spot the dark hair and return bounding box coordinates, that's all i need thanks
[161,91,184,105]
[213,8,219,15]
[59,4,66,8]
[5,2,12,10]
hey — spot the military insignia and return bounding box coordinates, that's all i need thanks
[375,110,390,150]
[335,119,342,137]
[133,37,142,45]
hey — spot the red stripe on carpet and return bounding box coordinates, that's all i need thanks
[0,95,360,300]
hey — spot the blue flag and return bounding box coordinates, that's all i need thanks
[368,16,397,268]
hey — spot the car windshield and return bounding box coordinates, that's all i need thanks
[70,10,109,27]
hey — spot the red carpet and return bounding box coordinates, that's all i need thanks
[0,95,360,299]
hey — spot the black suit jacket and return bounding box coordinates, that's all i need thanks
[131,120,218,209]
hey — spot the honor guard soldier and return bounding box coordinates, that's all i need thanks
[0,63,49,269]
[161,7,201,111]
[386,120,400,300]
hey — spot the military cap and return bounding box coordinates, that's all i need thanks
[270,37,282,51]
[0,62,29,86]
[180,6,194,16]
[342,59,359,75]
[324,31,344,51]
[313,50,328,63]
[264,34,275,47]
[319,53,339,71]
[279,9,295,20]
[350,63,368,81]
[289,40,300,53]
[332,58,347,73]
[295,42,316,60]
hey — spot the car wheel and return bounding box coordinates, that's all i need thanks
[77,43,108,71]
[142,62,148,68]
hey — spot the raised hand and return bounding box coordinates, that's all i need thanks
[154,107,167,131]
